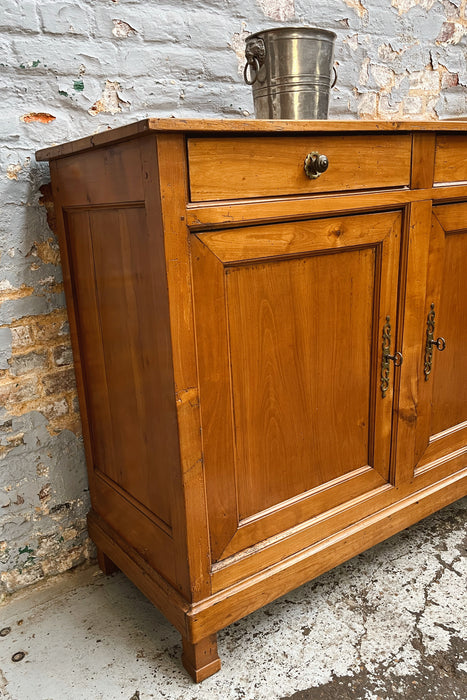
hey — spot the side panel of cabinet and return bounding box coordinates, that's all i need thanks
[192,211,402,563]
[49,139,189,591]
[397,201,467,481]
[63,206,179,581]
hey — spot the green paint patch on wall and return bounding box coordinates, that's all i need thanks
[18,546,34,555]
[19,60,41,69]
[73,79,84,92]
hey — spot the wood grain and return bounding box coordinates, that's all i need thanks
[88,510,190,636]
[396,199,467,483]
[186,184,467,230]
[155,133,213,602]
[52,139,145,205]
[182,634,221,682]
[434,134,467,183]
[187,468,467,643]
[196,211,401,262]
[227,251,374,515]
[430,206,467,435]
[192,211,401,562]
[190,236,239,563]
[394,201,433,484]
[36,118,467,162]
[188,135,412,201]
[411,133,436,189]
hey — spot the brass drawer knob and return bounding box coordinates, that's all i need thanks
[304,151,329,179]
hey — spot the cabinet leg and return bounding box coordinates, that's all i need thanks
[96,547,119,575]
[181,633,221,682]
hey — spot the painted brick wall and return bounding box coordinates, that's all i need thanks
[1,0,466,598]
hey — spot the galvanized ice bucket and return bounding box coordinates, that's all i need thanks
[244,27,337,120]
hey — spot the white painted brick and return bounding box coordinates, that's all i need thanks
[93,5,142,38]
[0,0,40,33]
[11,36,120,77]
[38,2,92,37]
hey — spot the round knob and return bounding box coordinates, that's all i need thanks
[304,152,329,180]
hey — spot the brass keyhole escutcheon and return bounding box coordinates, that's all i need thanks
[424,303,447,381]
[381,316,403,398]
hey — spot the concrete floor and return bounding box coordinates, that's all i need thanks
[0,498,466,700]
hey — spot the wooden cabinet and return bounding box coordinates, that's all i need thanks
[36,119,467,682]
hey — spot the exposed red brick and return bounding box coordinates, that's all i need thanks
[20,112,56,124]
[441,71,459,89]
[437,22,455,44]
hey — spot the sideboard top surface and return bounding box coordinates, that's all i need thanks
[35,117,467,162]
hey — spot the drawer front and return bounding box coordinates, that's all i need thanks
[187,134,412,202]
[434,134,467,184]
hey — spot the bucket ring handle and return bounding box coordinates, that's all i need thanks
[244,56,260,85]
[331,65,338,88]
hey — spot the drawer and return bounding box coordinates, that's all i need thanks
[187,134,412,202]
[434,134,467,184]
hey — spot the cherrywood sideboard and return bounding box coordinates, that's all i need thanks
[36,119,467,682]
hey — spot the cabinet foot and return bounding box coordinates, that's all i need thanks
[182,633,221,682]
[96,547,119,575]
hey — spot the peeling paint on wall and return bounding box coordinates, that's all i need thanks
[437,20,467,45]
[88,80,129,116]
[112,19,137,38]
[392,0,437,15]
[257,0,295,21]
[343,0,369,20]
[20,113,56,124]
[6,164,22,181]
[231,22,253,76]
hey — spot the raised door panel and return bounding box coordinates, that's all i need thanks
[65,206,179,542]
[418,203,467,474]
[192,211,402,563]
[397,202,467,481]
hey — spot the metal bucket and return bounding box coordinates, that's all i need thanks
[244,27,337,120]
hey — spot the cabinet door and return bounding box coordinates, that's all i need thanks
[397,202,467,481]
[192,211,402,563]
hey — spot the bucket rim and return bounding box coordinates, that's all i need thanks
[246,26,337,41]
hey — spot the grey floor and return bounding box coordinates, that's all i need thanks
[0,498,466,700]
